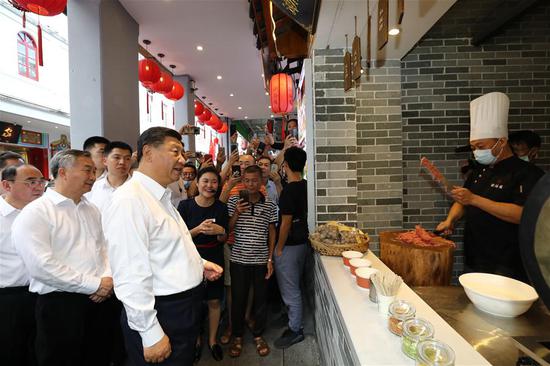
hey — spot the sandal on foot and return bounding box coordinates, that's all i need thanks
[229,337,243,358]
[253,336,270,357]
[220,327,231,345]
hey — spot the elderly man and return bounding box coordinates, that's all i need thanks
[103,127,222,366]
[437,92,544,281]
[0,164,45,365]
[12,150,113,366]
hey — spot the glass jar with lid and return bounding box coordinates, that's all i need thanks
[415,340,455,366]
[388,300,416,336]
[402,318,434,359]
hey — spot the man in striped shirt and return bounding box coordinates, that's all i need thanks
[227,165,278,358]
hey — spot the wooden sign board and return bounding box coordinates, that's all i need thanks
[344,51,352,91]
[21,129,43,145]
[352,35,362,80]
[378,0,388,50]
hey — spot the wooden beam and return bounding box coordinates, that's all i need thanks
[472,0,540,46]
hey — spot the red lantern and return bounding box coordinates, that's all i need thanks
[199,109,212,123]
[151,71,173,94]
[194,101,204,116]
[218,123,228,134]
[138,59,161,89]
[14,0,66,16]
[212,117,223,131]
[206,115,217,127]
[213,138,219,144]
[269,73,294,114]
[164,81,184,101]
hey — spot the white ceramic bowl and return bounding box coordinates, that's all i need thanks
[342,251,363,267]
[349,258,372,276]
[459,273,539,317]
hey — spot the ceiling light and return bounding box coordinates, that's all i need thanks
[238,106,242,110]
[265,92,269,95]
[27,120,31,123]
[230,93,234,97]
[268,105,271,109]
[270,114,274,118]
[217,75,222,80]
[55,126,58,129]
[388,28,400,36]
[261,73,264,78]
[196,45,204,51]
[244,116,248,119]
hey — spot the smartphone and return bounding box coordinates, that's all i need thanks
[204,154,212,161]
[239,189,249,203]
[231,143,238,152]
[290,128,298,139]
[256,141,266,155]
[270,164,278,173]
[266,120,274,134]
[231,165,241,177]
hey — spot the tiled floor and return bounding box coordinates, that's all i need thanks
[196,303,320,366]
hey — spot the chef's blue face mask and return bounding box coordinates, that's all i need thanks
[473,139,502,166]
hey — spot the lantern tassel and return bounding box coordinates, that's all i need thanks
[37,23,44,66]
[22,12,26,28]
[146,92,150,114]
[173,107,175,126]
[161,102,164,120]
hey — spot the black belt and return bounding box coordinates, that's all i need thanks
[155,283,204,302]
[0,286,30,295]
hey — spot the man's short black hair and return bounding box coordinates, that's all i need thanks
[105,141,133,156]
[0,151,24,170]
[183,162,197,175]
[1,165,18,181]
[83,136,110,151]
[257,156,272,165]
[243,165,262,177]
[509,130,541,149]
[137,127,182,162]
[284,146,306,173]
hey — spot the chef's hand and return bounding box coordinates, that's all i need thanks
[451,187,476,206]
[204,261,223,281]
[435,220,455,236]
[144,335,171,363]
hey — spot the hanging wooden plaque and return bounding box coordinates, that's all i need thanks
[344,50,352,91]
[366,14,371,70]
[352,36,361,80]
[398,0,404,24]
[378,0,388,50]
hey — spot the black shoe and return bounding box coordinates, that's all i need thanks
[274,328,305,349]
[194,341,203,363]
[210,343,224,361]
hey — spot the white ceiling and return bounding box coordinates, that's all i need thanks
[314,0,457,61]
[119,0,271,120]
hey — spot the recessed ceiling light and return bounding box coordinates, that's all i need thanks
[208,103,213,106]
[261,73,264,78]
[217,75,222,80]
[238,106,242,110]
[268,105,271,109]
[265,92,269,95]
[270,114,274,118]
[229,93,234,97]
[196,45,204,51]
[388,28,400,36]
[27,120,31,123]
[244,116,248,119]
[220,113,224,116]
[202,96,207,99]
[55,126,58,129]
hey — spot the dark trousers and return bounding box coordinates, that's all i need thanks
[35,292,114,366]
[230,262,268,337]
[0,287,36,366]
[121,284,204,366]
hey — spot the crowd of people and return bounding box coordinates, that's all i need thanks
[0,120,310,366]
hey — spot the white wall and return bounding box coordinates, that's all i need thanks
[0,2,70,115]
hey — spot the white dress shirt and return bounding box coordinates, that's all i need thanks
[11,189,110,295]
[167,178,188,208]
[87,175,131,211]
[103,171,204,347]
[0,196,29,288]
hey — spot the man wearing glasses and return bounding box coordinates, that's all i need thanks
[0,164,46,365]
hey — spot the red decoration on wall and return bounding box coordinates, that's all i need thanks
[14,0,66,16]
[164,80,184,101]
[269,73,294,114]
[199,109,211,123]
[139,59,161,89]
[151,71,173,94]
[194,101,204,116]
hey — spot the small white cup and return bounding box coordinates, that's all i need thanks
[377,294,396,317]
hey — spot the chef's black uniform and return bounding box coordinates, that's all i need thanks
[463,156,544,281]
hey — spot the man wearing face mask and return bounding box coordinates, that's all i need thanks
[436,92,544,281]
[509,130,543,166]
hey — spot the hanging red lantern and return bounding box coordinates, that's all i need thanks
[151,71,173,94]
[13,0,66,15]
[199,109,212,123]
[206,115,217,127]
[269,73,294,114]
[213,137,219,145]
[194,101,204,116]
[138,59,161,89]
[217,123,228,134]
[211,116,223,131]
[164,81,184,101]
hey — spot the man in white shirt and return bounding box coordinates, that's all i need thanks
[88,141,133,211]
[83,136,110,179]
[12,149,114,366]
[0,164,45,366]
[0,151,25,195]
[103,127,223,365]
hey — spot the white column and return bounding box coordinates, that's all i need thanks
[173,75,195,152]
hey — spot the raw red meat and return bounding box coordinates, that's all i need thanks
[396,225,455,248]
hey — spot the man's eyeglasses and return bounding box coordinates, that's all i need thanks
[7,179,49,187]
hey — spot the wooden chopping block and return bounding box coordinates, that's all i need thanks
[379,231,454,286]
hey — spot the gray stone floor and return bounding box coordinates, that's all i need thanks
[196,304,320,366]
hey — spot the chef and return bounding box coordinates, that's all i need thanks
[436,92,544,282]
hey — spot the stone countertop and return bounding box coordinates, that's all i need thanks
[413,286,550,366]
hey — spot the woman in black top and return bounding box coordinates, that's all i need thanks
[178,167,228,361]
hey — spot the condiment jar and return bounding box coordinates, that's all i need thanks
[402,318,434,359]
[415,340,455,366]
[388,300,416,336]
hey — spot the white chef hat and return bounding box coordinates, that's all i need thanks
[469,92,509,141]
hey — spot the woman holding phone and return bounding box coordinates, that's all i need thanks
[177,167,229,362]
